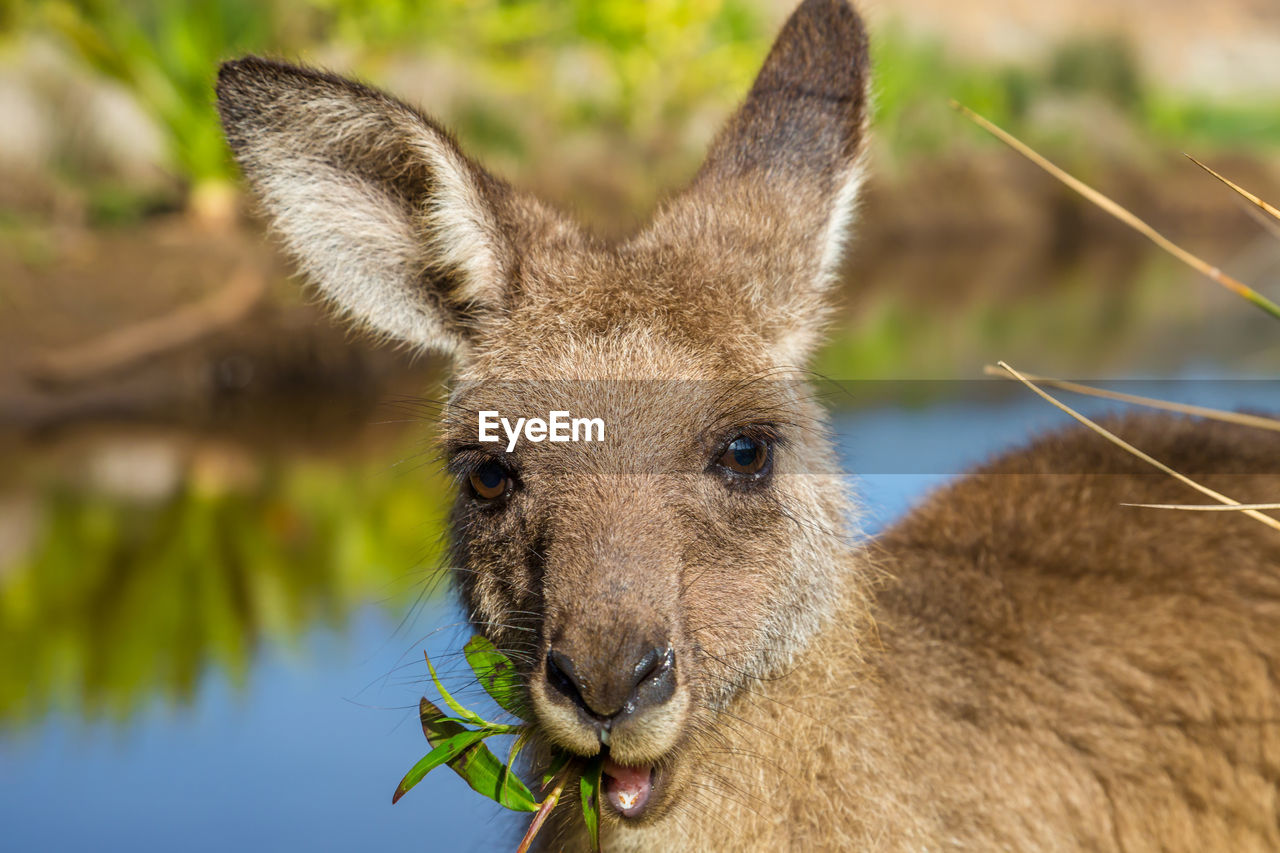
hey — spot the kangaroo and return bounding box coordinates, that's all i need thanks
[216,1,1280,849]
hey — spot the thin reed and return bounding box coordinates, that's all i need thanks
[951,101,1280,321]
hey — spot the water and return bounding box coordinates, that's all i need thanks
[1,378,1276,851]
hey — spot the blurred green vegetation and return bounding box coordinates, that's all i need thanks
[16,0,773,195]
[38,0,285,187]
[5,0,1277,217]
[0,440,453,727]
[871,27,1280,165]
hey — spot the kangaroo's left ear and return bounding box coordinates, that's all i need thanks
[640,0,871,363]
[216,57,576,358]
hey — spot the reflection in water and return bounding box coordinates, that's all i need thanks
[820,233,1280,380]
[5,374,1275,730]
[0,431,452,728]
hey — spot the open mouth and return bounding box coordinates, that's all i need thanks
[602,753,657,819]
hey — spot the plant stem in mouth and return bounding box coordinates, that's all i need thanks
[517,770,567,853]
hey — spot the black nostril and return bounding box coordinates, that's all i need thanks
[632,646,673,687]
[627,646,676,715]
[545,644,677,721]
[546,649,593,715]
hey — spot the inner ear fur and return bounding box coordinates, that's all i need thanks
[216,56,550,354]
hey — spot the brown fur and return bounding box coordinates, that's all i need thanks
[216,1,1280,849]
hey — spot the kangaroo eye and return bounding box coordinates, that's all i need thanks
[718,436,769,476]
[469,460,511,501]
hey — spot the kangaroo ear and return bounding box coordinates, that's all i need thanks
[217,57,530,355]
[643,0,871,361]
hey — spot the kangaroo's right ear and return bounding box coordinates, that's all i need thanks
[638,0,870,366]
[216,57,553,355]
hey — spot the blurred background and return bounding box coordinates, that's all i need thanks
[0,1,1277,850]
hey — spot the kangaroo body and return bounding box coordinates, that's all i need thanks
[216,1,1280,848]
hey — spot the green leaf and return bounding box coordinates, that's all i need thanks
[412,697,541,812]
[417,697,471,742]
[580,756,604,852]
[464,635,528,718]
[504,732,529,806]
[392,728,488,804]
[450,739,541,812]
[424,649,491,728]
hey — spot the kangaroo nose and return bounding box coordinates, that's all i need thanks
[546,644,676,721]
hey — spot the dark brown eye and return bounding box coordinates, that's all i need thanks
[468,460,511,500]
[718,436,768,476]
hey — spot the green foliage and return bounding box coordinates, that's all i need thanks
[464,634,527,717]
[540,750,572,789]
[42,0,283,185]
[1047,35,1143,109]
[580,756,604,852]
[84,180,177,226]
[23,0,1280,214]
[1146,96,1280,149]
[444,731,540,812]
[33,0,770,198]
[393,642,601,849]
[395,725,492,805]
[396,698,540,811]
[425,647,500,729]
[0,0,37,35]
[870,25,1280,166]
[871,26,1038,159]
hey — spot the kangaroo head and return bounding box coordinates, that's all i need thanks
[218,0,870,825]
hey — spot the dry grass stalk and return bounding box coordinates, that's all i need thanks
[1184,155,1280,240]
[980,365,1280,434]
[1121,503,1280,512]
[996,361,1280,533]
[1184,155,1280,224]
[950,101,1280,322]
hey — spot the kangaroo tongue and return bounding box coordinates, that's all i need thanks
[602,757,653,817]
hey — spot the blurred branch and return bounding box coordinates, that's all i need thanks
[27,264,266,388]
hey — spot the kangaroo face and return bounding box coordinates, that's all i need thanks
[446,313,850,811]
[217,0,870,826]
